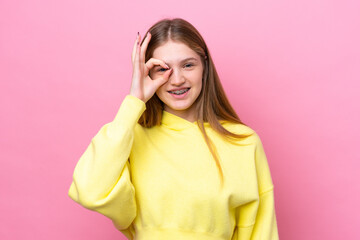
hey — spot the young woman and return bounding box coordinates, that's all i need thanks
[68,18,279,240]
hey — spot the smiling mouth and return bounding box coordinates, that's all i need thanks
[168,88,191,95]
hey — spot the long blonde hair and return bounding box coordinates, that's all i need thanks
[139,18,253,189]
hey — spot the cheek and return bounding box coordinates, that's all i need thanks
[149,68,164,78]
[155,84,166,96]
[188,71,203,87]
[149,70,156,79]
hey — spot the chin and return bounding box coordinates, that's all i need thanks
[156,91,199,112]
[165,102,192,111]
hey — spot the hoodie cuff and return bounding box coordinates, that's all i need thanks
[113,95,146,128]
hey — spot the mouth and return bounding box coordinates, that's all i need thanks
[168,88,190,95]
[168,88,190,98]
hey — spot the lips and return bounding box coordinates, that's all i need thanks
[168,88,190,95]
[167,87,191,93]
[166,87,191,99]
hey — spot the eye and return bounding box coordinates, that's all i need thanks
[184,63,194,68]
[157,68,168,72]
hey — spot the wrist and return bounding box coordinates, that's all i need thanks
[129,92,145,103]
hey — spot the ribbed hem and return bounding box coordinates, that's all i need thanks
[136,228,227,240]
[113,95,146,128]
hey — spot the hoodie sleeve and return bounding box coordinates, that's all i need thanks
[232,133,279,240]
[68,95,146,239]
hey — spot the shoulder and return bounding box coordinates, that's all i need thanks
[220,120,256,136]
[219,121,262,145]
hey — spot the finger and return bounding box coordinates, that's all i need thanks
[133,33,141,75]
[131,32,139,64]
[140,32,151,64]
[145,58,169,74]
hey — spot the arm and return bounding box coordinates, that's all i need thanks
[68,95,146,237]
[232,133,279,240]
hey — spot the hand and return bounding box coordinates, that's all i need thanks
[129,32,173,103]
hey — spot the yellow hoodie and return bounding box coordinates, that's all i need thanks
[68,95,279,240]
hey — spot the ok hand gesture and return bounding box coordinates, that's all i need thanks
[129,32,173,103]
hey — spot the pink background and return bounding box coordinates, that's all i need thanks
[1,0,359,239]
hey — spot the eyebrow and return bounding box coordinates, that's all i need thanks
[163,57,198,66]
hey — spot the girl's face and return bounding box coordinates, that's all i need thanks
[149,40,204,121]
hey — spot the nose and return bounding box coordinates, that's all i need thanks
[168,67,185,86]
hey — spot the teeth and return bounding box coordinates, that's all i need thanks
[170,88,189,95]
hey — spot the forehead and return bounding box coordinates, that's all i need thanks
[152,40,200,63]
